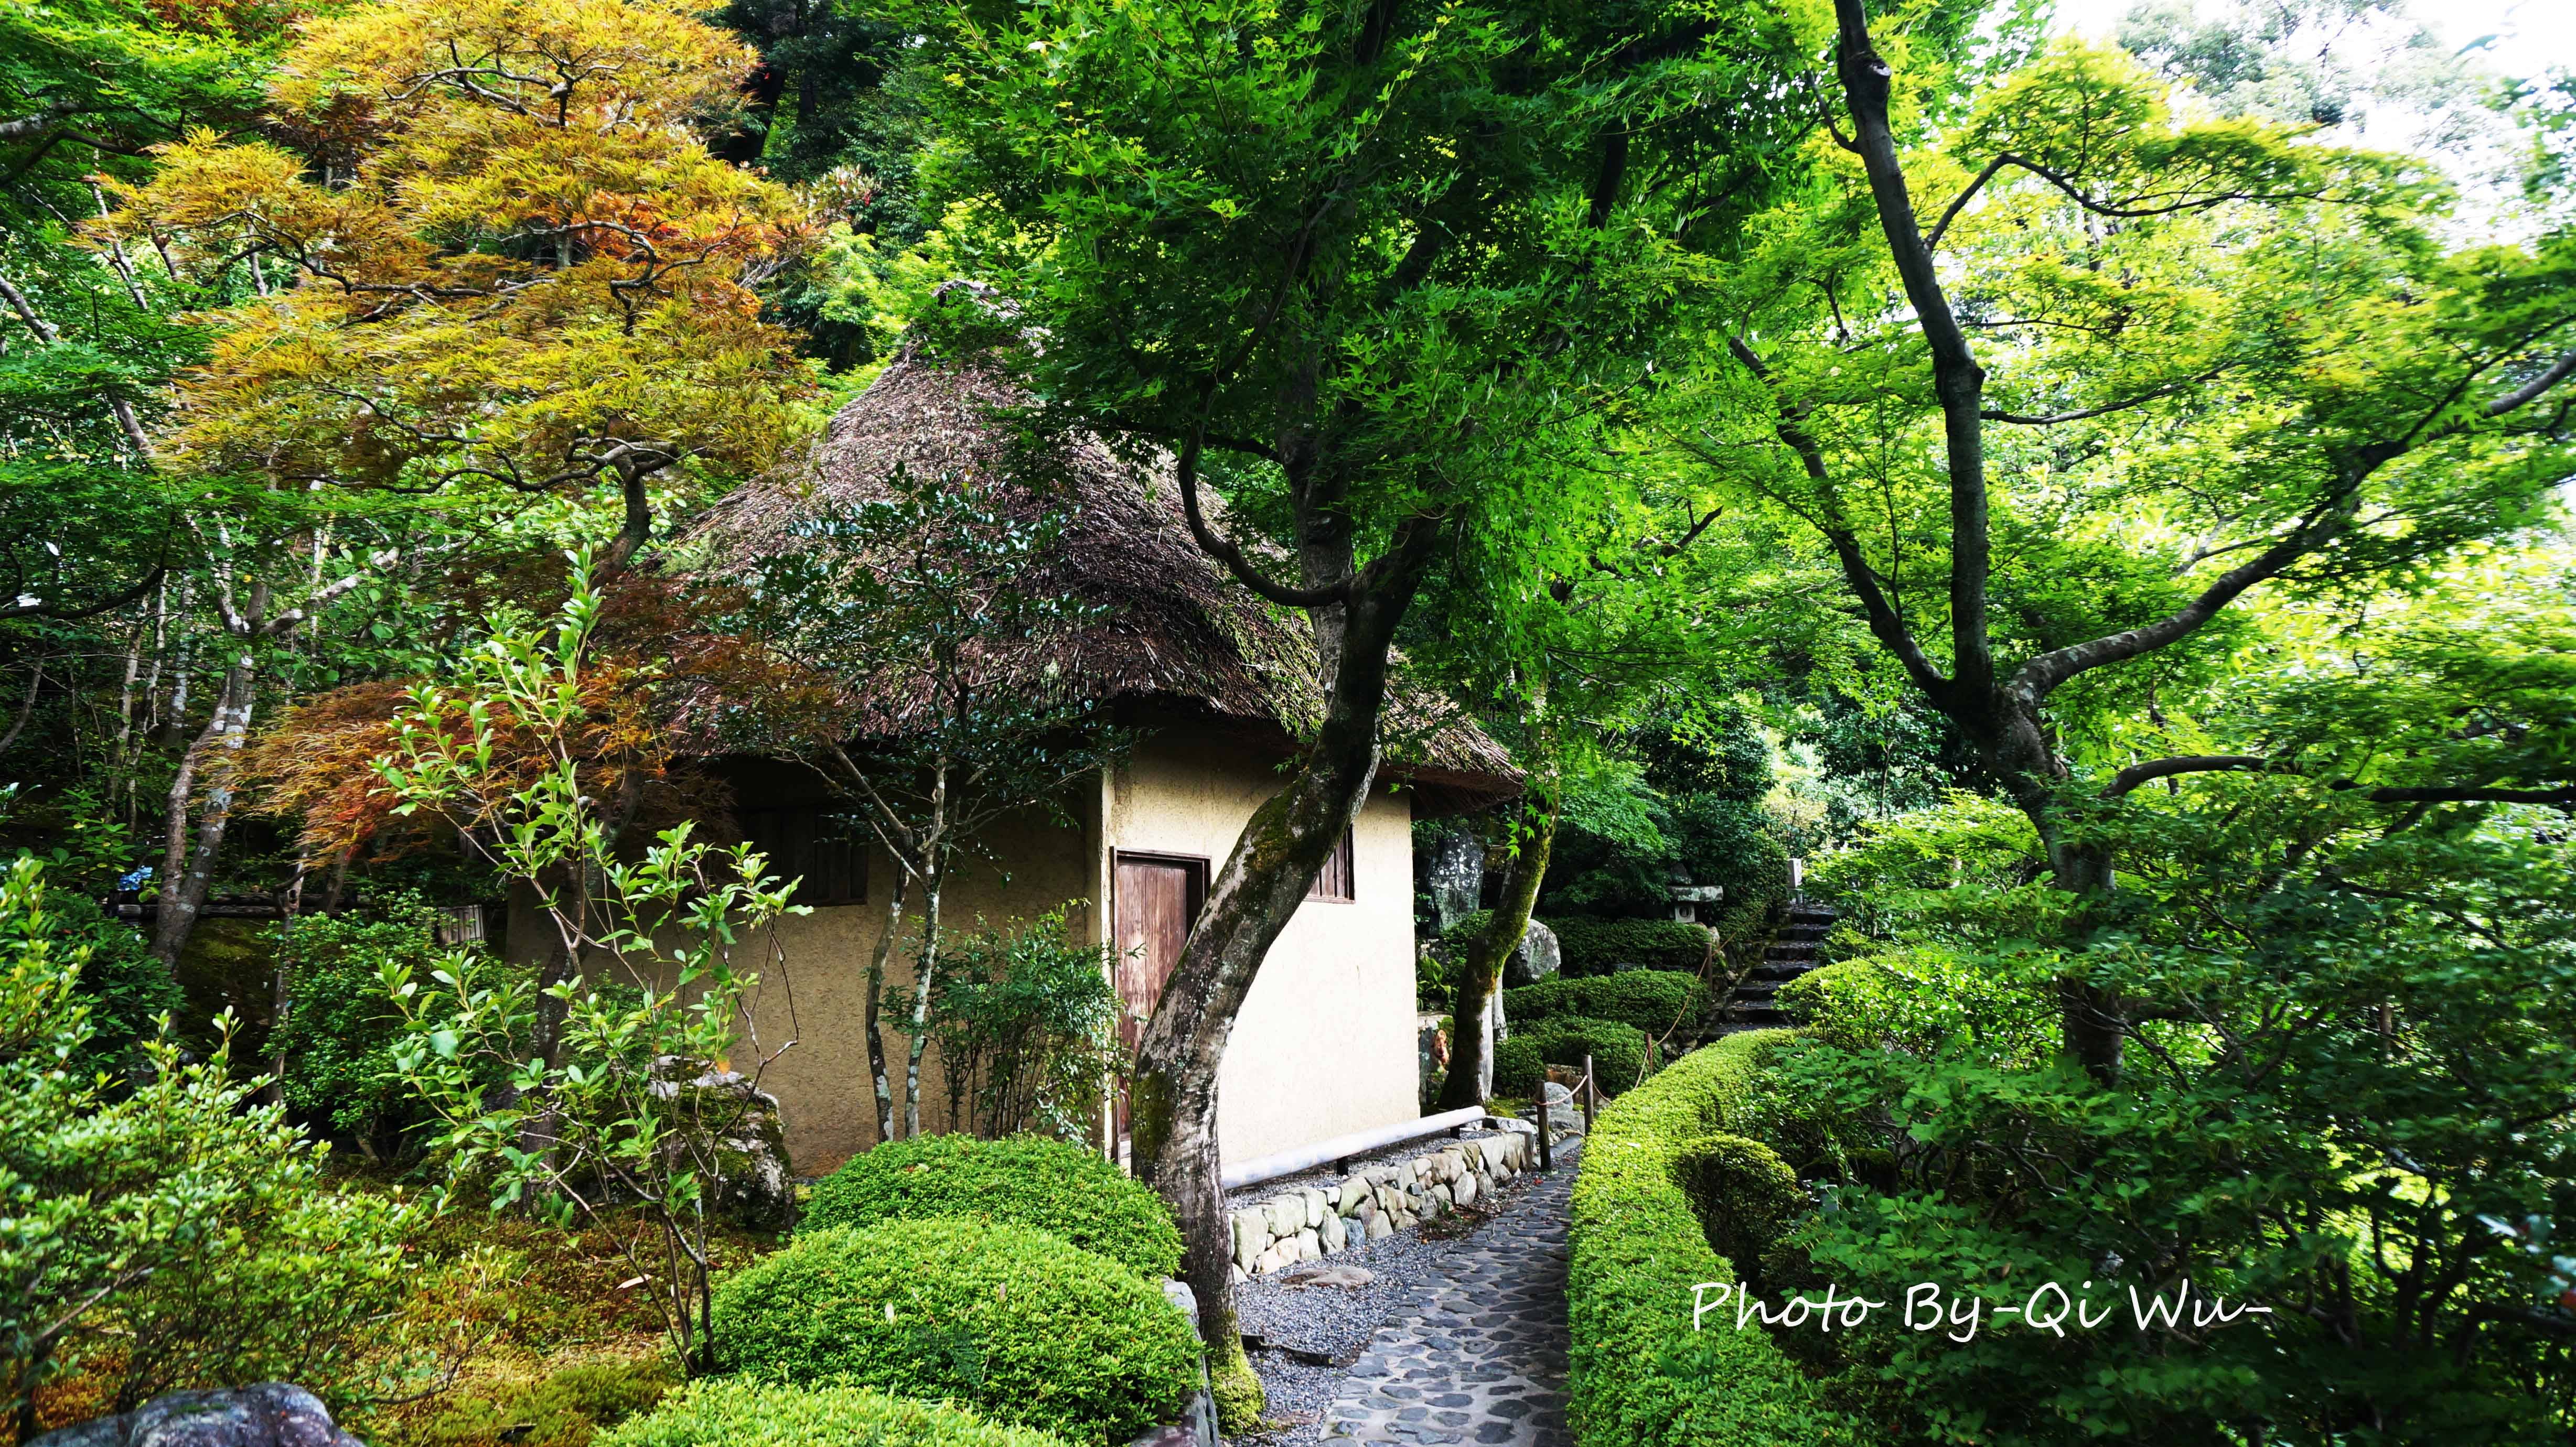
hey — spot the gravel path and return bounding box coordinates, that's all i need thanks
[1228,1138,1580,1447]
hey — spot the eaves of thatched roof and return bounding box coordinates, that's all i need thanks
[688,353,1519,815]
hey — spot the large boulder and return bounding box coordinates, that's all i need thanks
[650,1061,795,1231]
[31,1384,362,1447]
[1502,918,1561,989]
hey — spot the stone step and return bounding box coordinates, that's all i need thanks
[1749,962,1810,981]
[1730,1005,1795,1028]
[1732,981,1779,1003]
[1764,944,1818,962]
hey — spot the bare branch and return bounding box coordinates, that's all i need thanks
[1925,154,2012,251]
[1982,371,2222,425]
[0,563,167,622]
[2485,346,2576,419]
[2333,781,2576,808]
[1727,336,1953,704]
[2013,488,2354,701]
[2103,754,2274,798]
[1834,0,1993,695]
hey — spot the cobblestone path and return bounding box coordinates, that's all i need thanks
[1318,1141,1578,1447]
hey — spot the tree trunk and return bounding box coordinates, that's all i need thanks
[1963,690,2126,1084]
[903,857,946,1139]
[150,647,256,967]
[1131,569,1422,1429]
[1439,796,1556,1109]
[864,871,908,1145]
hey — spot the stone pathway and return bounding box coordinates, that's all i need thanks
[1315,1141,1579,1447]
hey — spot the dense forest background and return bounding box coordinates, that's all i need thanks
[5,0,2576,1440]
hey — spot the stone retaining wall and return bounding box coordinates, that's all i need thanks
[1227,1125,1537,1279]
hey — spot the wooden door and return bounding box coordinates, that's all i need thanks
[1113,852,1204,1142]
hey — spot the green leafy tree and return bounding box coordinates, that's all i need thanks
[1768,780,2576,1440]
[733,473,1123,1146]
[0,854,414,1438]
[375,557,803,1376]
[1699,18,2576,1079]
[905,0,1855,1404]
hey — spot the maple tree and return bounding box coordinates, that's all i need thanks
[116,0,815,577]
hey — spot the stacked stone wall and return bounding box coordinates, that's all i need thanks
[1225,1127,1537,1279]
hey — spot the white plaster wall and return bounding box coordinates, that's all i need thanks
[1103,731,1421,1166]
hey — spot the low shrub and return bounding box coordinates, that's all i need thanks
[1491,1017,1648,1098]
[1,856,418,1424]
[1545,917,1712,977]
[1416,938,1455,1010]
[1507,973,1709,1039]
[599,1379,1071,1447]
[267,900,457,1152]
[802,1133,1182,1280]
[405,1359,674,1447]
[1565,1031,1858,1447]
[1492,1035,1542,1100]
[710,1218,1198,1445]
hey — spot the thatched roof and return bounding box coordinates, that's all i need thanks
[689,353,1518,814]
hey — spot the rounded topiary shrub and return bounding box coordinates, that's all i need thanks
[711,1218,1198,1446]
[1493,1035,1546,1099]
[1671,1131,1807,1283]
[803,1133,1182,1280]
[1495,1016,1649,1097]
[599,1378,1072,1447]
[1506,971,1709,1037]
[1545,917,1713,977]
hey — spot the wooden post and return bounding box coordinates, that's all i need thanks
[1582,1053,1597,1135]
[1536,1084,1553,1172]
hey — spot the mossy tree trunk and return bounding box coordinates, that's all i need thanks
[1131,496,1443,1429]
[1439,792,1554,1110]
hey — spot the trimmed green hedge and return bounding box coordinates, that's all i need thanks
[1547,917,1713,977]
[712,1219,1198,1445]
[1493,1016,1648,1098]
[1567,1030,1860,1447]
[1671,1134,1807,1289]
[600,1379,1072,1447]
[1508,972,1710,1038]
[803,1132,1183,1280]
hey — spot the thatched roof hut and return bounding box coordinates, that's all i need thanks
[690,352,1518,815]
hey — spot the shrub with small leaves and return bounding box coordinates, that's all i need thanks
[1543,917,1712,977]
[802,1132,1182,1280]
[711,1218,1198,1446]
[600,1378,1074,1447]
[1491,1016,1648,1098]
[1507,972,1709,1039]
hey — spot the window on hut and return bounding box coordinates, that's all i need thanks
[740,806,866,905]
[1307,825,1355,902]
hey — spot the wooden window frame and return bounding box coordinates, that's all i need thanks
[1306,825,1356,902]
[739,805,868,906]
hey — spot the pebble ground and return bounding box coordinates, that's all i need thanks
[1230,1139,1580,1447]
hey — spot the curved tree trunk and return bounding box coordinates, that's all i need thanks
[1439,795,1555,1110]
[1131,574,1423,1429]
